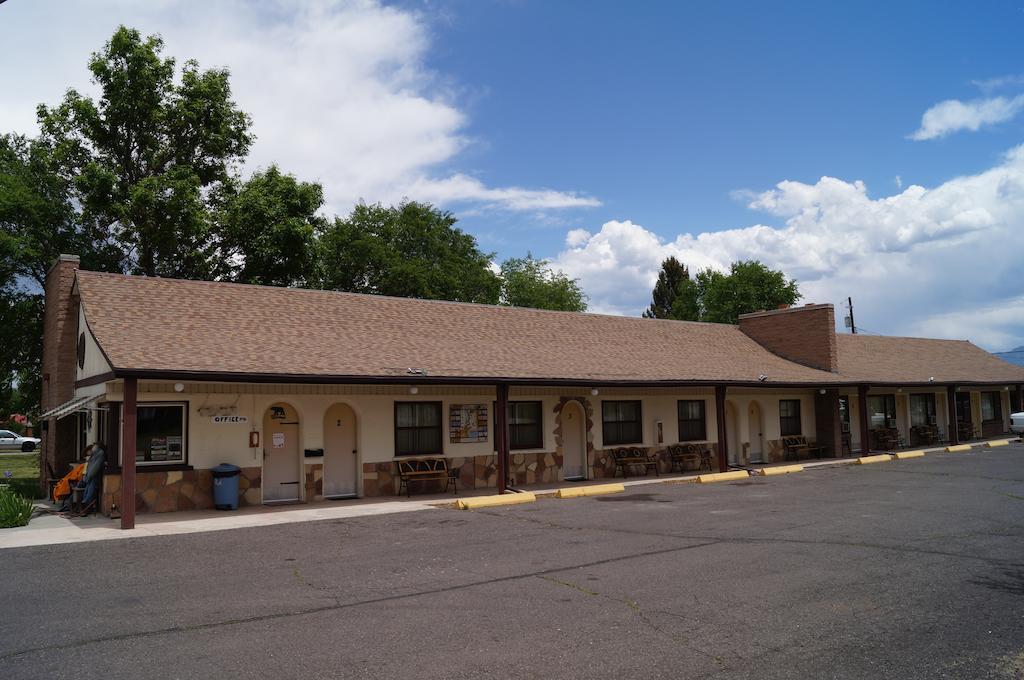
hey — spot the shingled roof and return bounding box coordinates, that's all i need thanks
[75,271,840,385]
[74,271,1024,387]
[835,334,1024,385]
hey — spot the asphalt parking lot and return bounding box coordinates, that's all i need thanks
[2,445,1024,679]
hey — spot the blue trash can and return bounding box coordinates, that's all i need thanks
[212,463,241,510]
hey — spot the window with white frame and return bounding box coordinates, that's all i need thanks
[909,394,936,427]
[779,399,802,436]
[132,403,187,465]
[981,392,1003,423]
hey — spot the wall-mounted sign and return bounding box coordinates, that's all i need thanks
[450,404,488,443]
[212,415,249,424]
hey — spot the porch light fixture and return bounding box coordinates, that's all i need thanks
[928,377,935,382]
[590,388,599,396]
[409,386,419,395]
[757,374,768,382]
[819,389,826,395]
[173,382,185,392]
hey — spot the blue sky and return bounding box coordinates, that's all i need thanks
[2,0,1023,349]
[424,1,1024,248]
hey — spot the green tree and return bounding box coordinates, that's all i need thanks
[1,27,323,417]
[694,260,801,323]
[37,26,252,279]
[318,201,501,304]
[499,254,587,312]
[0,135,99,416]
[219,166,325,287]
[667,276,701,321]
[643,256,691,319]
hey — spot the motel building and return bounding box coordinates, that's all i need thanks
[39,255,1024,529]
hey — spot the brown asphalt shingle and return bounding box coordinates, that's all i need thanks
[75,272,838,384]
[835,334,1024,384]
[75,271,1024,386]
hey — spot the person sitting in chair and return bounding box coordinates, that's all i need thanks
[71,442,106,516]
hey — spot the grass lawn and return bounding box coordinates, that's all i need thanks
[1,452,42,499]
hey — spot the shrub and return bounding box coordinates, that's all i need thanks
[0,486,35,528]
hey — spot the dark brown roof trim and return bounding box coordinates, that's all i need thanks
[75,371,116,389]
[111,368,1023,390]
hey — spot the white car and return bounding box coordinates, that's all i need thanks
[1011,412,1024,436]
[0,430,40,452]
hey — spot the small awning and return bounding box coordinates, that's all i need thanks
[39,394,101,420]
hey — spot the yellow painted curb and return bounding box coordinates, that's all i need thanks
[892,450,925,460]
[697,470,750,483]
[757,465,803,476]
[945,444,972,452]
[457,492,537,510]
[857,454,892,465]
[985,439,1011,448]
[556,483,625,499]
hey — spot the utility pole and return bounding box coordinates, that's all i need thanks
[846,296,857,334]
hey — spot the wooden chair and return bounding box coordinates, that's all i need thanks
[782,436,824,461]
[395,458,457,497]
[668,444,711,473]
[612,447,659,478]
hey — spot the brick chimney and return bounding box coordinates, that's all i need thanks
[40,255,81,482]
[738,303,838,373]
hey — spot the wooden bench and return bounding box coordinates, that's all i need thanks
[612,447,659,478]
[668,443,712,473]
[396,458,458,497]
[782,436,825,461]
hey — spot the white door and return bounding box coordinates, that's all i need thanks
[323,403,358,498]
[748,402,764,463]
[562,401,586,480]
[263,403,301,502]
[726,401,740,465]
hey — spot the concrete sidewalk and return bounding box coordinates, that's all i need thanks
[0,471,707,549]
[0,497,440,549]
[4,436,1014,550]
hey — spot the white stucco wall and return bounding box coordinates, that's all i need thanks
[96,383,828,475]
[75,305,112,382]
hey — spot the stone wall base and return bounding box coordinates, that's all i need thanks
[100,467,262,515]
[363,445,726,496]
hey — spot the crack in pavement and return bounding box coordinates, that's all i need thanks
[0,539,722,664]
[474,507,1022,566]
[536,574,727,668]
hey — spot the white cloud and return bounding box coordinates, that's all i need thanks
[554,145,1024,350]
[0,0,594,215]
[405,174,600,211]
[910,94,1024,140]
[971,74,1024,93]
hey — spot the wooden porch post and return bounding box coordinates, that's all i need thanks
[496,383,509,493]
[946,385,959,446]
[121,377,137,530]
[857,384,871,455]
[715,385,728,472]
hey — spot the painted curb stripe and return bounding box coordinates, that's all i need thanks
[556,483,625,498]
[857,454,892,465]
[696,470,750,483]
[457,492,537,510]
[945,444,972,452]
[757,465,804,476]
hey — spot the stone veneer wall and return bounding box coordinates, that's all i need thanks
[589,444,723,478]
[362,452,564,496]
[304,462,324,502]
[100,467,262,515]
